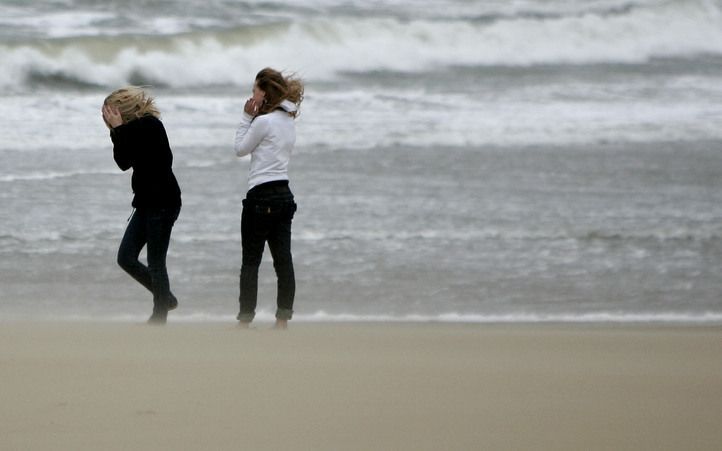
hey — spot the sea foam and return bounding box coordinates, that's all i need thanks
[2,1,722,91]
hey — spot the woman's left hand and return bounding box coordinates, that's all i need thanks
[102,104,123,128]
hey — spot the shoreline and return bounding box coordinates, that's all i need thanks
[3,311,722,326]
[2,322,721,450]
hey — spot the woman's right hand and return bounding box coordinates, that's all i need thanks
[244,98,260,116]
[102,104,123,128]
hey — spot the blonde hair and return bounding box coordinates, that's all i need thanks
[103,86,160,125]
[255,68,304,118]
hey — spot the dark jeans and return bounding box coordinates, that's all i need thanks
[238,181,297,322]
[117,206,180,314]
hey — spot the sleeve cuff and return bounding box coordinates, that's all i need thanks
[110,122,126,136]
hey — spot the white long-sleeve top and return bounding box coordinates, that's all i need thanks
[234,100,297,190]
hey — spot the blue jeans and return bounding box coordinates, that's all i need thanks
[238,182,296,322]
[117,206,180,315]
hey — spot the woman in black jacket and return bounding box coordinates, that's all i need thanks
[102,87,182,324]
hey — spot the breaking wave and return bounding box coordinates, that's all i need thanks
[2,0,722,91]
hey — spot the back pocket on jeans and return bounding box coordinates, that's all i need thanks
[254,203,282,215]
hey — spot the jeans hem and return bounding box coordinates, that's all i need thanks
[237,311,256,322]
[275,308,293,320]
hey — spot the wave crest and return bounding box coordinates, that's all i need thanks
[2,1,722,91]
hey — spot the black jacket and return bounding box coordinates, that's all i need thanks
[111,115,182,208]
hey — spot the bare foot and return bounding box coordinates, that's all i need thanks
[238,321,251,329]
[273,319,288,330]
[147,312,167,325]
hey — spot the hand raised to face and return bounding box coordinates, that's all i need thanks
[244,97,263,117]
[102,103,123,128]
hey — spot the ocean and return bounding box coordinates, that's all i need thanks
[1,0,722,322]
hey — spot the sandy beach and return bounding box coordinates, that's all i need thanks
[1,322,720,450]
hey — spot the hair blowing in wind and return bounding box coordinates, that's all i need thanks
[255,68,304,118]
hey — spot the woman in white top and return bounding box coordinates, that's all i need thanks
[234,68,304,329]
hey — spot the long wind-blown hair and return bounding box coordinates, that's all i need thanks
[255,68,304,118]
[103,86,160,127]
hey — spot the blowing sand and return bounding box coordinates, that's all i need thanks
[1,322,721,450]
